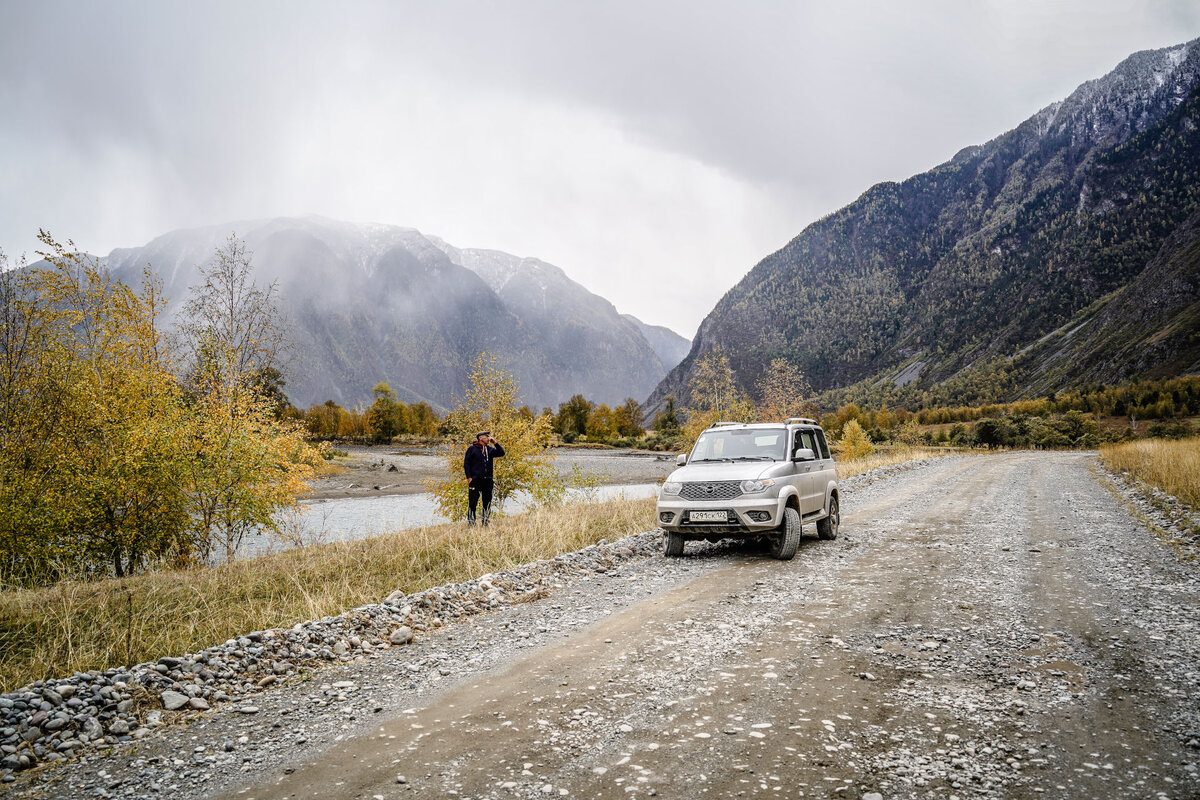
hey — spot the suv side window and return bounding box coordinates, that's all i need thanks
[814,429,831,460]
[797,429,817,457]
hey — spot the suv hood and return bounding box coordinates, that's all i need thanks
[666,461,791,483]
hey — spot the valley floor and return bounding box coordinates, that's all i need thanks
[305,445,677,501]
[15,452,1200,800]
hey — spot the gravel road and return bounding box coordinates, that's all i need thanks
[14,451,1200,800]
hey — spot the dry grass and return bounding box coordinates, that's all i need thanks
[0,497,655,693]
[836,446,952,480]
[1100,437,1200,507]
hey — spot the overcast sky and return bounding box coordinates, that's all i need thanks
[2,2,1197,337]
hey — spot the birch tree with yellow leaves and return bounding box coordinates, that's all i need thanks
[0,233,315,584]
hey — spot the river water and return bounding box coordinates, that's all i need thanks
[241,482,661,558]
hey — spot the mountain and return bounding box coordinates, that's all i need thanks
[429,241,672,405]
[97,216,671,409]
[621,314,691,372]
[648,38,1200,412]
[1018,207,1200,391]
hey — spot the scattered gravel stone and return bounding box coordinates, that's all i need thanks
[160,691,188,711]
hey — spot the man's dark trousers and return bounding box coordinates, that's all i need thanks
[468,478,494,526]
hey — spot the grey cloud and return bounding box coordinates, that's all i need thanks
[1,0,1197,335]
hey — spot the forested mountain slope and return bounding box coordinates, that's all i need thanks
[649,38,1200,411]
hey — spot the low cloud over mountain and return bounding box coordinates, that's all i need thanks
[99,217,687,410]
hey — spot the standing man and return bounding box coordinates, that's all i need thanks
[463,430,505,526]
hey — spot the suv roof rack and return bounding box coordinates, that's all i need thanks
[707,421,746,428]
[785,417,819,425]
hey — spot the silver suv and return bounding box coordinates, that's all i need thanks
[656,418,840,560]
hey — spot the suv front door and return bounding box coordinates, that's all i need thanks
[812,428,836,511]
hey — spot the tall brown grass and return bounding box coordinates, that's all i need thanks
[1100,437,1200,507]
[0,497,655,693]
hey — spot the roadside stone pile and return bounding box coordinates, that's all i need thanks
[0,530,664,777]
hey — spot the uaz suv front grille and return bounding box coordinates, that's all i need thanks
[680,481,743,501]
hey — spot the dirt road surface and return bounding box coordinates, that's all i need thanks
[24,452,1200,799]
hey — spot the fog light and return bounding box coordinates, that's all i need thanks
[659,512,674,523]
[747,511,771,522]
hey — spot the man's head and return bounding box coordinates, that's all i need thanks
[475,431,491,446]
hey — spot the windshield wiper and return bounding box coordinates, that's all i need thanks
[733,456,775,461]
[692,457,733,462]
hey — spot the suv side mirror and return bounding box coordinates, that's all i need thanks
[676,453,688,466]
[792,447,816,462]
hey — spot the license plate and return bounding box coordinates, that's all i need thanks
[689,510,727,522]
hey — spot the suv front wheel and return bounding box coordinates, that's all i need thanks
[664,530,685,557]
[770,507,801,560]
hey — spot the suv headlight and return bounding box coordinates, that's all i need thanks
[740,479,775,494]
[661,481,682,496]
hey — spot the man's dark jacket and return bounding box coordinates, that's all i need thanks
[464,441,505,482]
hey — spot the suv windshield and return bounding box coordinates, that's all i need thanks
[690,428,787,462]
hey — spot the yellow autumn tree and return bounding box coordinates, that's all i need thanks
[0,246,80,580]
[183,364,314,562]
[0,235,195,578]
[586,403,617,440]
[426,353,564,520]
[0,233,316,583]
[837,419,875,460]
[755,358,819,422]
[179,234,315,561]
[682,347,755,447]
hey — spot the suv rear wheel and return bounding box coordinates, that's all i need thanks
[770,507,801,560]
[817,496,839,540]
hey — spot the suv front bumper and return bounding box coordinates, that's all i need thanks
[656,495,785,534]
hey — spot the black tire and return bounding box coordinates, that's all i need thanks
[770,507,801,560]
[664,530,685,557]
[817,495,840,541]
